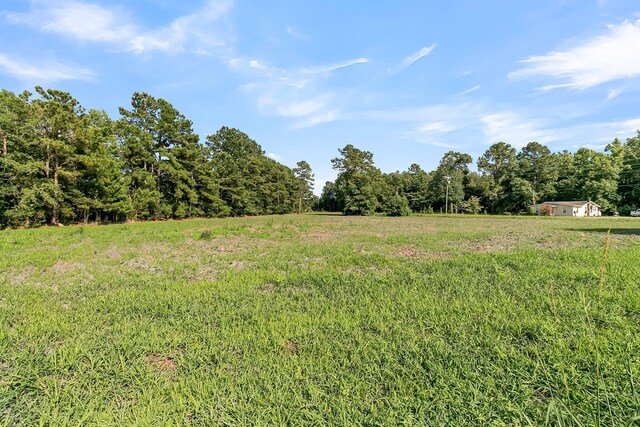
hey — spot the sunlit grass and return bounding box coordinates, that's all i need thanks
[1,214,639,425]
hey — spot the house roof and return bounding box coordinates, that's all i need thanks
[533,201,600,208]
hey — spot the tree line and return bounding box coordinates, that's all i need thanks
[0,88,315,228]
[2,87,639,228]
[320,138,640,216]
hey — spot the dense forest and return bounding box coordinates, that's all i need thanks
[321,138,640,216]
[0,88,315,228]
[1,87,639,228]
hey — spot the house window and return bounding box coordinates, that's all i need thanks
[563,207,567,214]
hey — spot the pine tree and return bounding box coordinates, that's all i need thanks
[292,161,314,213]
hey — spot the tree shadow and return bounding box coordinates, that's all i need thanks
[566,228,640,236]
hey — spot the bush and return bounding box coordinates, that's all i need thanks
[461,196,482,214]
[538,205,552,216]
[383,194,411,217]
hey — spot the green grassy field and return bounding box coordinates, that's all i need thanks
[1,214,639,426]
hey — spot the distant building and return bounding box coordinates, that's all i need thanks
[531,200,601,217]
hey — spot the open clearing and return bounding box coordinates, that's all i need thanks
[1,214,639,426]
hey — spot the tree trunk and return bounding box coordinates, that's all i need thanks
[298,195,302,214]
[157,164,161,192]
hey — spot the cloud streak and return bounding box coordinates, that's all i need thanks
[457,85,481,96]
[510,19,640,90]
[0,52,93,82]
[231,56,370,128]
[401,45,437,69]
[480,112,554,147]
[302,58,370,75]
[3,0,233,54]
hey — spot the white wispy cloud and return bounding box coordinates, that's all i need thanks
[416,140,457,149]
[231,56,370,128]
[607,88,623,101]
[321,97,639,151]
[401,45,436,69]
[548,117,640,151]
[4,1,135,43]
[510,19,640,90]
[351,102,482,131]
[0,52,93,82]
[257,94,333,118]
[292,110,339,129]
[457,85,481,96]
[480,112,554,147]
[301,58,370,75]
[3,0,233,54]
[267,152,282,160]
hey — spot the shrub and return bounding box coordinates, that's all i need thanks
[538,205,552,216]
[383,194,411,217]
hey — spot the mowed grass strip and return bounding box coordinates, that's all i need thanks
[1,215,639,426]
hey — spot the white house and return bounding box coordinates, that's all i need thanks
[532,200,601,217]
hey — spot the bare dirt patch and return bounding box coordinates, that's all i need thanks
[282,339,299,355]
[121,258,159,273]
[351,230,386,238]
[49,261,84,274]
[308,233,332,240]
[145,355,178,374]
[137,242,172,256]
[257,283,275,294]
[226,260,249,270]
[389,246,450,259]
[6,266,38,286]
[188,266,218,282]
[44,341,65,355]
[189,236,248,254]
[103,246,123,260]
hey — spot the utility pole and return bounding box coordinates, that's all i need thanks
[444,176,451,214]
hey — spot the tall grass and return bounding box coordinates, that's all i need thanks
[0,215,638,425]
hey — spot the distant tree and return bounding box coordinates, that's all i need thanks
[429,151,472,212]
[403,163,432,212]
[332,144,384,215]
[0,90,49,227]
[319,181,339,212]
[207,126,298,216]
[552,150,578,201]
[292,160,314,213]
[517,142,557,204]
[118,92,213,219]
[506,177,534,212]
[572,148,620,213]
[478,142,518,212]
[74,109,131,223]
[206,126,262,216]
[617,133,640,211]
[31,87,87,224]
[478,142,517,182]
[464,172,491,212]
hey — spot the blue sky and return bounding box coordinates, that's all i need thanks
[1,0,640,192]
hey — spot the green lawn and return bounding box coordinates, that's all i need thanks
[1,214,639,426]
